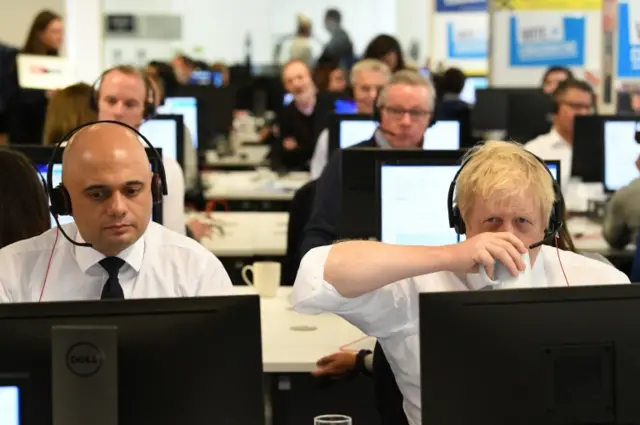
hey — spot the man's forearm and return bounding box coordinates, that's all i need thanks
[323,241,452,298]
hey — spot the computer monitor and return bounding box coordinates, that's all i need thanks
[459,76,488,105]
[13,146,163,227]
[339,149,466,240]
[189,70,223,87]
[604,118,640,191]
[0,378,20,425]
[506,91,554,143]
[473,88,542,131]
[0,295,265,425]
[571,115,608,183]
[283,92,294,106]
[420,285,640,425]
[157,97,199,149]
[139,114,184,167]
[334,98,357,114]
[376,159,561,246]
[329,114,461,155]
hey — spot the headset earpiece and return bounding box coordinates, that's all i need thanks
[151,173,163,204]
[49,184,72,216]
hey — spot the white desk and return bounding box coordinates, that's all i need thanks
[233,286,374,373]
[202,170,309,201]
[192,211,288,257]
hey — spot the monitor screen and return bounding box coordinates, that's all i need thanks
[604,120,640,191]
[158,97,198,149]
[547,162,558,181]
[283,93,294,106]
[339,119,460,150]
[139,119,178,162]
[334,99,357,114]
[380,164,461,246]
[189,70,222,87]
[0,386,19,425]
[460,76,489,104]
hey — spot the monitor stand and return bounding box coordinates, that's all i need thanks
[51,326,118,425]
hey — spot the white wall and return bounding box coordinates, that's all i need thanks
[0,0,65,48]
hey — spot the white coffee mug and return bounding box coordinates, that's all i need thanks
[480,252,533,289]
[241,261,281,297]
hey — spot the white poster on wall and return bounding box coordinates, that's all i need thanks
[447,16,488,60]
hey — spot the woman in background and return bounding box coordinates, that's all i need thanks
[7,10,64,144]
[42,83,96,145]
[0,148,50,249]
[363,34,405,72]
[313,62,347,93]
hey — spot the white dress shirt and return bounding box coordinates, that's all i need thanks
[292,245,630,425]
[0,222,233,303]
[183,127,199,192]
[309,128,329,180]
[525,128,572,190]
[162,156,187,235]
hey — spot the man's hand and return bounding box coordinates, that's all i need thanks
[311,352,357,378]
[283,137,298,151]
[445,232,527,278]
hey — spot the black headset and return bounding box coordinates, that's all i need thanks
[447,149,564,243]
[89,67,157,121]
[46,120,168,217]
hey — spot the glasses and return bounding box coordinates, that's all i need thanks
[382,105,431,121]
[559,101,593,113]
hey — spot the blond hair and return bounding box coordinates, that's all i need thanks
[376,69,435,111]
[350,59,391,86]
[455,141,556,223]
[42,83,97,145]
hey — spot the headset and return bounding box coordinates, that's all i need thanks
[550,78,598,115]
[46,120,168,219]
[447,149,564,249]
[89,67,157,121]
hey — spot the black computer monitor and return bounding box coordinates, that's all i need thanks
[506,91,553,143]
[473,88,542,131]
[339,148,465,240]
[459,76,489,105]
[0,295,264,425]
[375,158,561,246]
[328,114,461,156]
[571,115,608,183]
[139,114,185,168]
[420,285,640,425]
[12,145,164,226]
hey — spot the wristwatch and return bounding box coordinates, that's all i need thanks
[354,349,373,376]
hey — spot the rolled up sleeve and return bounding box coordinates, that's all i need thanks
[292,245,418,339]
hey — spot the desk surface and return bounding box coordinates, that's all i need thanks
[233,286,373,373]
[202,170,309,201]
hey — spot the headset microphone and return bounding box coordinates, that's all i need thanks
[51,212,92,247]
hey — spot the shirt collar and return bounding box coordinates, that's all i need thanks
[374,129,392,148]
[73,225,146,274]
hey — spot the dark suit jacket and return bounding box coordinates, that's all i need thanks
[282,179,317,286]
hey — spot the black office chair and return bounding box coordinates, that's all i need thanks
[373,342,409,425]
[282,179,317,286]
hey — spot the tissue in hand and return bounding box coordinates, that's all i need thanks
[480,252,532,289]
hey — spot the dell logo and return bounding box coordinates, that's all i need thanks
[66,342,104,377]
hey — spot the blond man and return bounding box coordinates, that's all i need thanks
[292,141,629,425]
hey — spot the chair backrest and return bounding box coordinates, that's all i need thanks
[282,179,317,285]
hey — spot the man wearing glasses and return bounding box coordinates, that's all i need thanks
[300,70,435,257]
[525,79,596,190]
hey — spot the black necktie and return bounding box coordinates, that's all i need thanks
[99,257,125,300]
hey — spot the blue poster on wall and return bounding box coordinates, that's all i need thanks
[436,0,487,12]
[509,15,586,67]
[617,1,640,78]
[447,23,488,59]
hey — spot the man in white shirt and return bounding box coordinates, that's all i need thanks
[525,78,595,189]
[95,65,190,236]
[0,122,232,303]
[292,141,629,425]
[309,59,391,179]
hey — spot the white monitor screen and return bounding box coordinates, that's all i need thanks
[460,77,489,104]
[604,120,640,191]
[547,163,558,181]
[283,93,294,106]
[158,97,198,148]
[36,164,74,227]
[339,120,460,150]
[380,164,461,246]
[0,386,19,425]
[139,119,178,162]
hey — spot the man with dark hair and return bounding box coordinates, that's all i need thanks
[321,8,354,69]
[541,66,574,94]
[525,78,595,189]
[434,67,474,148]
